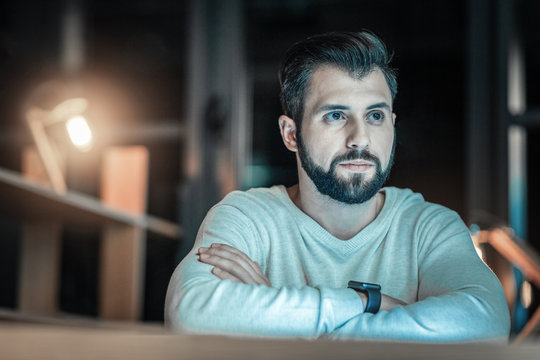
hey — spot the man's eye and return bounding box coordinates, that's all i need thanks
[368,111,385,122]
[324,111,345,121]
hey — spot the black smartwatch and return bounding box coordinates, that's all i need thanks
[347,281,381,314]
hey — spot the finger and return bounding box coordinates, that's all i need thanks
[198,252,259,284]
[211,267,242,283]
[215,249,268,283]
[202,252,270,286]
[200,252,271,286]
[209,244,265,277]
[253,262,271,287]
[253,261,263,273]
[206,244,261,278]
[201,244,270,285]
[197,247,209,255]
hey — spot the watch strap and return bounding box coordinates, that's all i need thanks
[347,281,381,314]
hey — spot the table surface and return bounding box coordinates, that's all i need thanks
[0,323,539,360]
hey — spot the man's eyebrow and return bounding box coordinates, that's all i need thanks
[366,102,391,111]
[315,104,351,113]
[315,102,391,114]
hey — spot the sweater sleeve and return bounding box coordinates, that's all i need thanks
[164,204,363,337]
[328,210,511,342]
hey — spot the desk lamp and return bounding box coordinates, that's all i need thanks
[26,97,92,193]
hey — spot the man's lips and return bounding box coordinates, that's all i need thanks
[338,160,374,172]
[339,160,374,166]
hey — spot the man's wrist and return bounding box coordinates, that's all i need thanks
[353,290,368,312]
[347,281,382,314]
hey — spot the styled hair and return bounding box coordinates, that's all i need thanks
[278,31,397,126]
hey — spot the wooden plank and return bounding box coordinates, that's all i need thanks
[488,229,540,289]
[99,146,148,321]
[483,229,540,342]
[4,146,180,321]
[18,221,62,315]
[18,147,62,315]
[0,324,538,360]
[99,225,145,320]
[100,146,148,214]
[0,166,181,239]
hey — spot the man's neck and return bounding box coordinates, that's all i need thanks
[286,180,385,241]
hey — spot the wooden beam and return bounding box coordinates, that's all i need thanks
[0,166,181,239]
[99,225,145,320]
[479,229,540,341]
[0,324,538,360]
[18,221,62,315]
[487,229,540,289]
[18,147,64,315]
[99,146,148,321]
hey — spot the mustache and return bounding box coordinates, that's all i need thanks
[330,149,381,167]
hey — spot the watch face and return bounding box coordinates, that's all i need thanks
[360,282,382,291]
[348,281,381,290]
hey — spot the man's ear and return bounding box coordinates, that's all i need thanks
[278,115,298,152]
[392,113,397,126]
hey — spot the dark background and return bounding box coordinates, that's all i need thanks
[0,0,538,323]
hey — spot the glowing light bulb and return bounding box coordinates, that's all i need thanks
[521,281,532,309]
[66,115,93,151]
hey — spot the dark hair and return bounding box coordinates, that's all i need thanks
[278,31,397,126]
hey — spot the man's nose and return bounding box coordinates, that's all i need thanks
[346,121,369,150]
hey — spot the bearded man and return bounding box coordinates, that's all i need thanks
[165,31,509,342]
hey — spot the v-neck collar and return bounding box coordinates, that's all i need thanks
[272,185,396,254]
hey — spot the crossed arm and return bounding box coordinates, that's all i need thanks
[198,243,406,312]
[166,239,509,341]
[165,204,510,341]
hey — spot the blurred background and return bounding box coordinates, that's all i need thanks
[0,0,538,337]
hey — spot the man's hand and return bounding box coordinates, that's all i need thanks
[198,243,271,287]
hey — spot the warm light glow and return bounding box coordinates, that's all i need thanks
[521,280,533,309]
[66,115,93,151]
[469,229,485,261]
[474,243,485,261]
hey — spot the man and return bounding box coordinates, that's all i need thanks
[165,31,510,341]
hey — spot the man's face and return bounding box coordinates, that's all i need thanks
[296,66,396,204]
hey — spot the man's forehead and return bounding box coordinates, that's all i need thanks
[305,66,393,110]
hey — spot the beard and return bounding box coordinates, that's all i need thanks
[297,133,395,204]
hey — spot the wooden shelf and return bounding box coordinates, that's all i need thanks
[0,166,181,239]
[0,164,182,321]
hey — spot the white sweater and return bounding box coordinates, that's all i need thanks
[165,186,510,341]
